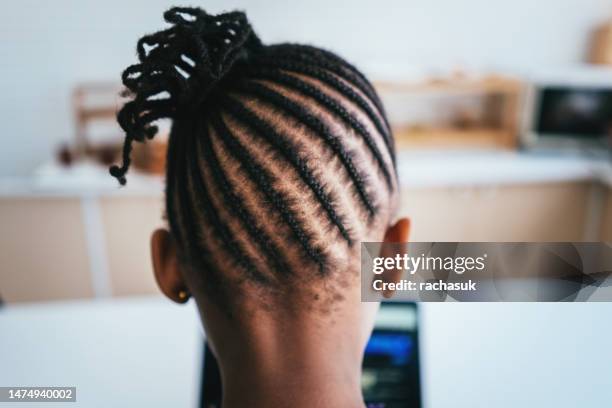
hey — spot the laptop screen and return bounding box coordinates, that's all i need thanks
[363,302,422,408]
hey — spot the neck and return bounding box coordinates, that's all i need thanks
[221,353,365,408]
[203,300,368,408]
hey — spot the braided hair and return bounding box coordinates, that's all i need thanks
[111,7,398,305]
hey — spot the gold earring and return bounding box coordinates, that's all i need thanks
[178,290,189,301]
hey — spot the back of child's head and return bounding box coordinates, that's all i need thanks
[111,7,398,310]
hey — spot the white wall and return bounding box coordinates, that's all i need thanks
[0,0,610,176]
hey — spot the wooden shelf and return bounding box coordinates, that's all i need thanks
[394,127,514,149]
[376,75,526,149]
[375,76,523,95]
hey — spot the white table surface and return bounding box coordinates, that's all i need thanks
[1,297,612,408]
[0,297,202,408]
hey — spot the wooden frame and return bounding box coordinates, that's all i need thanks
[375,75,526,149]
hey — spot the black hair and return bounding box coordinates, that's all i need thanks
[110,7,397,299]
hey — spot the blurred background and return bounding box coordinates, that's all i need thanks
[0,0,611,407]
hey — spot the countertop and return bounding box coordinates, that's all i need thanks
[0,150,610,198]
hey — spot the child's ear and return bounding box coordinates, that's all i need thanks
[383,218,410,244]
[378,218,411,299]
[150,229,190,303]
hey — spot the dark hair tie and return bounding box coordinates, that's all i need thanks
[110,7,263,185]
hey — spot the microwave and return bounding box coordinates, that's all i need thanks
[522,67,612,153]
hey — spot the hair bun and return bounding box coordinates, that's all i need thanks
[110,7,262,184]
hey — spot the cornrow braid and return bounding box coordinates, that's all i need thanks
[110,7,398,301]
[218,93,353,243]
[245,68,395,189]
[252,58,396,167]
[258,45,394,152]
[166,119,225,294]
[186,124,272,285]
[266,44,391,132]
[232,79,377,217]
[197,116,292,276]
[210,110,327,273]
